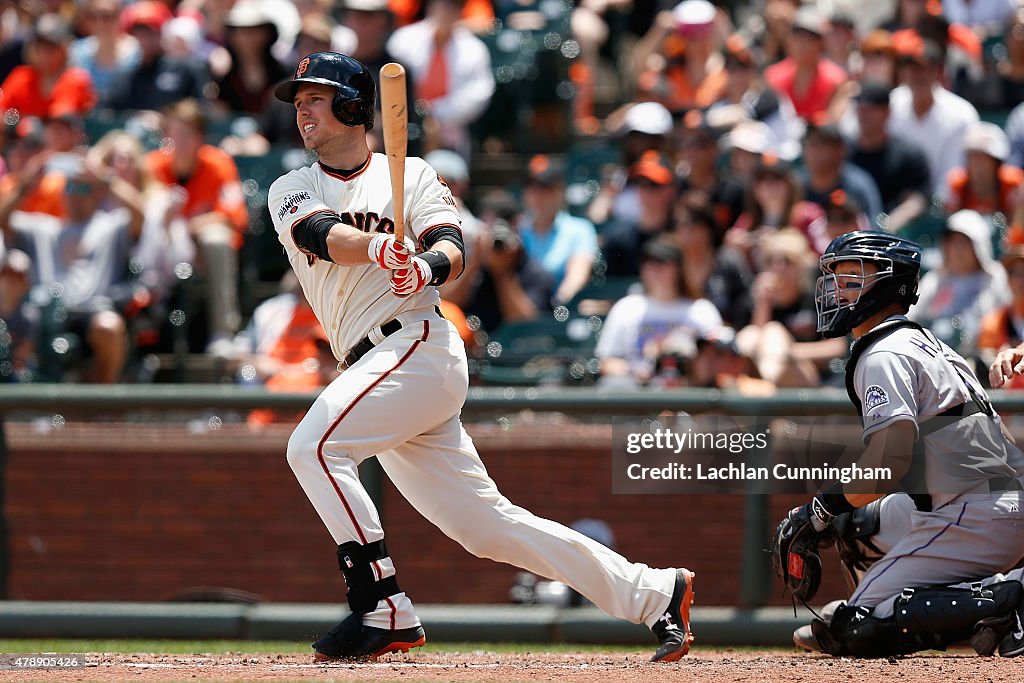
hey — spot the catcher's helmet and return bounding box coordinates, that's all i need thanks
[815,231,921,338]
[274,52,376,130]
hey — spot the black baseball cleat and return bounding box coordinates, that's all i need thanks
[313,614,426,662]
[650,568,695,662]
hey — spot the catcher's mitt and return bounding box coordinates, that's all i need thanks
[770,505,836,603]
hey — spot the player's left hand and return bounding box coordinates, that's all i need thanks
[389,257,432,297]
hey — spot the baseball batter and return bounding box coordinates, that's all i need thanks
[267,51,694,663]
[774,231,1024,657]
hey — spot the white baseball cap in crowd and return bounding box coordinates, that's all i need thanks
[726,120,771,155]
[621,101,674,136]
[343,0,391,12]
[963,121,1010,163]
[672,0,716,38]
[424,149,469,184]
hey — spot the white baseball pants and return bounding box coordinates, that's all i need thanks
[286,311,677,630]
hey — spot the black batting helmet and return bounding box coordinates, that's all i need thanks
[274,52,376,130]
[815,231,921,338]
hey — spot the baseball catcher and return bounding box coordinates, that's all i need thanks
[771,231,1024,657]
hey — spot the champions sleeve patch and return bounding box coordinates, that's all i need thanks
[864,385,890,412]
[276,191,313,221]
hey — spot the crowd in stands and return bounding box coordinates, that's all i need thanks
[4,0,1024,402]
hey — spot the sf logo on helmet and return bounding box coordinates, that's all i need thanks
[296,57,310,78]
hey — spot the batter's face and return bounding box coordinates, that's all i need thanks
[294,83,349,150]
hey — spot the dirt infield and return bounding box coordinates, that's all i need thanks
[3,649,1024,682]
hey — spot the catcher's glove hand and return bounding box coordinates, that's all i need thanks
[770,504,836,604]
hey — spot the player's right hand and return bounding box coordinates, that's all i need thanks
[368,233,416,270]
[990,347,1024,388]
[389,257,431,298]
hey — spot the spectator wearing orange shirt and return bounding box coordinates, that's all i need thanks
[943,122,1024,225]
[633,0,728,113]
[763,6,848,123]
[147,99,249,356]
[0,14,96,120]
[0,119,65,220]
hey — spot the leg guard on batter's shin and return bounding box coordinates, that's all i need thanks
[814,581,1024,658]
[337,540,402,614]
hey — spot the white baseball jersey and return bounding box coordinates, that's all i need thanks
[268,153,461,355]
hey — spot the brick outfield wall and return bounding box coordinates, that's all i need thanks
[3,420,849,607]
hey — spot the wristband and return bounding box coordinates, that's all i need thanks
[420,250,451,286]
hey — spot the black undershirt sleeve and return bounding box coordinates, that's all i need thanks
[420,225,465,277]
[291,211,342,262]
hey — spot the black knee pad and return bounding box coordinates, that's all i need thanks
[337,540,402,614]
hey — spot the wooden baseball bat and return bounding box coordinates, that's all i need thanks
[380,63,408,244]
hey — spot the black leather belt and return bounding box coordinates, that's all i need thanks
[339,306,442,370]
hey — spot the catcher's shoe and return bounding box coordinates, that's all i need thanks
[313,614,426,662]
[794,600,844,653]
[650,568,695,662]
[793,624,821,652]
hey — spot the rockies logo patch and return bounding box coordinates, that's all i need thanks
[864,385,890,412]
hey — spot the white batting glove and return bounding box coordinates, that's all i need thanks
[389,257,432,298]
[368,233,416,270]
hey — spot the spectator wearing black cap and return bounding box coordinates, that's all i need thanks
[104,1,210,112]
[519,155,598,306]
[601,151,678,278]
[0,14,96,120]
[595,236,722,388]
[887,31,979,194]
[797,122,883,227]
[676,112,744,231]
[847,82,930,232]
